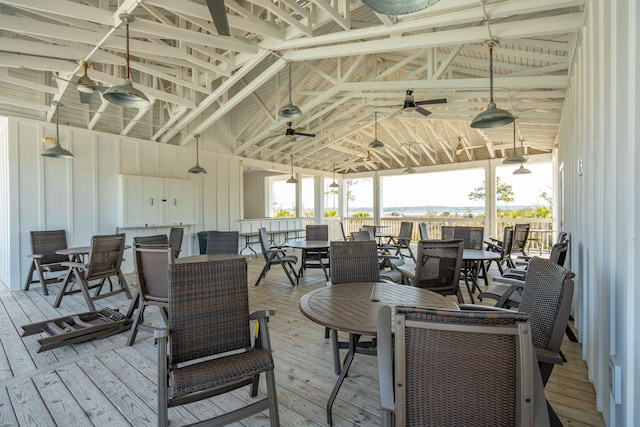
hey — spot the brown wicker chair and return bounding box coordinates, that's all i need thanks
[418,222,429,240]
[441,225,484,249]
[463,256,574,426]
[168,227,184,259]
[303,224,330,278]
[254,227,298,286]
[396,239,465,303]
[156,258,279,426]
[54,234,132,311]
[377,306,547,426]
[24,230,69,295]
[327,240,384,374]
[205,230,239,254]
[478,241,569,308]
[126,244,172,346]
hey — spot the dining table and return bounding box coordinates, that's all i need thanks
[299,281,458,425]
[284,240,330,280]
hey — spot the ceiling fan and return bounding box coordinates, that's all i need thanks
[72,61,107,104]
[205,0,230,36]
[389,89,447,118]
[271,122,316,139]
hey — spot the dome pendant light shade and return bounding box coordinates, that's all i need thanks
[363,0,440,15]
[279,63,302,118]
[188,134,207,174]
[471,40,514,129]
[42,102,73,159]
[103,14,150,109]
[503,121,527,165]
[286,155,298,183]
[329,163,339,188]
[368,111,385,149]
[513,163,531,175]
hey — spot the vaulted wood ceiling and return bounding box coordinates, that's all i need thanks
[0,0,584,173]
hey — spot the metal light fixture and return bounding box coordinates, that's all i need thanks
[362,0,440,15]
[503,121,527,164]
[103,14,150,109]
[471,39,514,129]
[329,163,339,188]
[42,102,73,159]
[286,155,298,183]
[279,62,302,118]
[188,134,207,174]
[404,144,416,173]
[368,111,384,149]
[513,163,531,175]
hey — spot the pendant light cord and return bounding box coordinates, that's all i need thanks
[489,43,494,104]
[125,19,131,80]
[288,63,293,104]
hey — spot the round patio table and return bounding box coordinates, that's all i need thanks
[299,282,458,425]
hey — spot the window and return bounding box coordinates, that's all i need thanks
[381,169,485,218]
[270,177,296,217]
[345,178,373,217]
[496,162,553,218]
[301,177,315,217]
[324,178,339,217]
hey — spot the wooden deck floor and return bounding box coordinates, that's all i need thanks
[0,253,605,426]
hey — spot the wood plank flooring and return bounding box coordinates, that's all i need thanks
[0,252,605,426]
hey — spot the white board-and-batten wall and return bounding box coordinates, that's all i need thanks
[0,115,242,291]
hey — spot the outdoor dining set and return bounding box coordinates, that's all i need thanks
[21,222,572,426]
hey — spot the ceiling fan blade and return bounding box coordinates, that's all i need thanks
[79,91,92,104]
[295,131,316,138]
[415,98,447,106]
[415,106,432,117]
[205,0,230,36]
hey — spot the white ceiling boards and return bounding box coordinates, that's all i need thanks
[0,0,583,173]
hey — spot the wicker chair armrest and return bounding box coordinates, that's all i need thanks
[249,309,276,320]
[29,253,45,259]
[458,304,517,313]
[395,264,414,280]
[493,277,525,288]
[265,248,287,257]
[484,240,502,252]
[377,306,395,412]
[535,348,564,365]
[61,261,85,269]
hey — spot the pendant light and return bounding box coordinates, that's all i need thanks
[103,14,150,109]
[329,163,339,188]
[279,62,302,118]
[368,111,384,149]
[503,121,527,164]
[42,102,73,159]
[286,155,298,183]
[362,0,440,15]
[404,144,416,173]
[513,163,531,175]
[471,39,514,129]
[188,134,207,174]
[513,135,531,174]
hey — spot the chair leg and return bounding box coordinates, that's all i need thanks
[253,263,271,286]
[23,262,37,292]
[565,323,578,342]
[265,369,280,427]
[53,268,75,308]
[280,262,297,286]
[126,299,145,346]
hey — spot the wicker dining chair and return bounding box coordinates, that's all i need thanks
[328,240,383,374]
[24,230,69,295]
[54,233,132,311]
[156,258,279,426]
[396,239,465,303]
[377,306,547,427]
[126,244,172,346]
[205,230,239,254]
[379,221,415,261]
[484,226,515,273]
